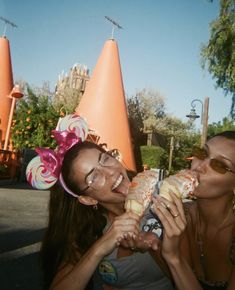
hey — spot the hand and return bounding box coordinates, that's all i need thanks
[151,192,186,262]
[97,212,140,257]
[120,231,160,252]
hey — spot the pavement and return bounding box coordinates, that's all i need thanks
[0,181,49,290]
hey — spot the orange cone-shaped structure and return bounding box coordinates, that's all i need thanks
[76,39,136,171]
[0,36,14,149]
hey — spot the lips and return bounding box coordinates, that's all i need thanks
[111,174,130,196]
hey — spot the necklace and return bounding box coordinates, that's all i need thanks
[196,205,233,281]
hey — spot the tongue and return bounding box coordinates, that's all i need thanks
[113,180,130,196]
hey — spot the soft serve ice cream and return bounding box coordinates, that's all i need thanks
[124,170,158,216]
[124,169,198,238]
[159,169,198,201]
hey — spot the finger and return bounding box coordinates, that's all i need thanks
[119,224,140,237]
[152,198,181,236]
[117,212,140,221]
[154,206,176,238]
[168,191,186,224]
[114,216,141,232]
[154,203,182,238]
[125,238,137,250]
[155,195,179,219]
[137,232,159,251]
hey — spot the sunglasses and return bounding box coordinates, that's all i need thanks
[192,147,235,174]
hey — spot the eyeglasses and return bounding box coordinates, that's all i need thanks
[192,147,235,174]
[81,151,119,192]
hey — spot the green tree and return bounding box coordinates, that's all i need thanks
[201,0,235,119]
[127,88,166,171]
[155,117,200,174]
[207,116,235,138]
[12,86,61,149]
[127,88,201,173]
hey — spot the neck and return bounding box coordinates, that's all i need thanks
[197,193,234,227]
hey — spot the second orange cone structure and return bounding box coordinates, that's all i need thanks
[76,39,136,171]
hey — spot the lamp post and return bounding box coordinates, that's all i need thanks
[186,97,209,147]
[168,136,174,173]
[3,84,24,150]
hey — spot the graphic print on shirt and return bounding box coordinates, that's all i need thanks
[98,259,118,285]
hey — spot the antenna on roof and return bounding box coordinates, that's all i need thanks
[104,16,123,39]
[0,16,17,37]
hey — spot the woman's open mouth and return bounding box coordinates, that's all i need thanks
[112,174,123,190]
[111,174,130,196]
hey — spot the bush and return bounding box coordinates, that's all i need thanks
[140,145,166,169]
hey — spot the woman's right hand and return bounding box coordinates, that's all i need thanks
[151,191,186,262]
[96,212,140,257]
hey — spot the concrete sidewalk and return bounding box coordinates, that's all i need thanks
[0,181,49,290]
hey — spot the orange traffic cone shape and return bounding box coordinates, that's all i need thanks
[76,39,136,171]
[0,36,14,149]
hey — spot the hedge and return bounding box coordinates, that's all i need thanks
[140,145,166,169]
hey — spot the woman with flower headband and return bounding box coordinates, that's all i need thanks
[27,114,174,290]
[152,131,235,290]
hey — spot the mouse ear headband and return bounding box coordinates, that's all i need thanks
[26,114,88,196]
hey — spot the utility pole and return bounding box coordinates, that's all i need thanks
[168,136,174,173]
[201,97,209,147]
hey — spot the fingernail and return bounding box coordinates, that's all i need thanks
[152,244,158,251]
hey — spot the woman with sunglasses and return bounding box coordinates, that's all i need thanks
[152,131,235,290]
[28,115,174,290]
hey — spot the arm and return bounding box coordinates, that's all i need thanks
[227,267,235,290]
[152,192,203,290]
[50,212,140,290]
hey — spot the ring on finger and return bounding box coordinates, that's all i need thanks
[166,204,171,209]
[172,212,179,218]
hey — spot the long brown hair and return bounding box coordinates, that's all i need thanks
[40,141,107,289]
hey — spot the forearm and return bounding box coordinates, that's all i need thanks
[50,239,105,290]
[166,256,202,290]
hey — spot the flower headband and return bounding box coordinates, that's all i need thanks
[26,114,88,197]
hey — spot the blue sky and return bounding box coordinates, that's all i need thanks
[0,0,232,127]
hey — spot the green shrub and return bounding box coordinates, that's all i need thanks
[140,145,166,169]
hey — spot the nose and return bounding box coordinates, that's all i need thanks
[191,158,210,174]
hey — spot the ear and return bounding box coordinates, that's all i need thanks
[77,195,98,206]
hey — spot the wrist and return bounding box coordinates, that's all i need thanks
[92,237,110,259]
[163,253,182,266]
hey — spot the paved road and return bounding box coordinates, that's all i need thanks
[0,181,49,290]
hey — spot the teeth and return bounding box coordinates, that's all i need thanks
[112,175,123,190]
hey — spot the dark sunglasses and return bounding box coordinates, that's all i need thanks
[192,147,235,175]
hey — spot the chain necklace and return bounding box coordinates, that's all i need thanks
[196,205,233,286]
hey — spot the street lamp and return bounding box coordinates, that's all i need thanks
[186,97,209,147]
[186,99,202,122]
[3,84,24,150]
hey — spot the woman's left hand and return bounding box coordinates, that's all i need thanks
[151,191,186,262]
